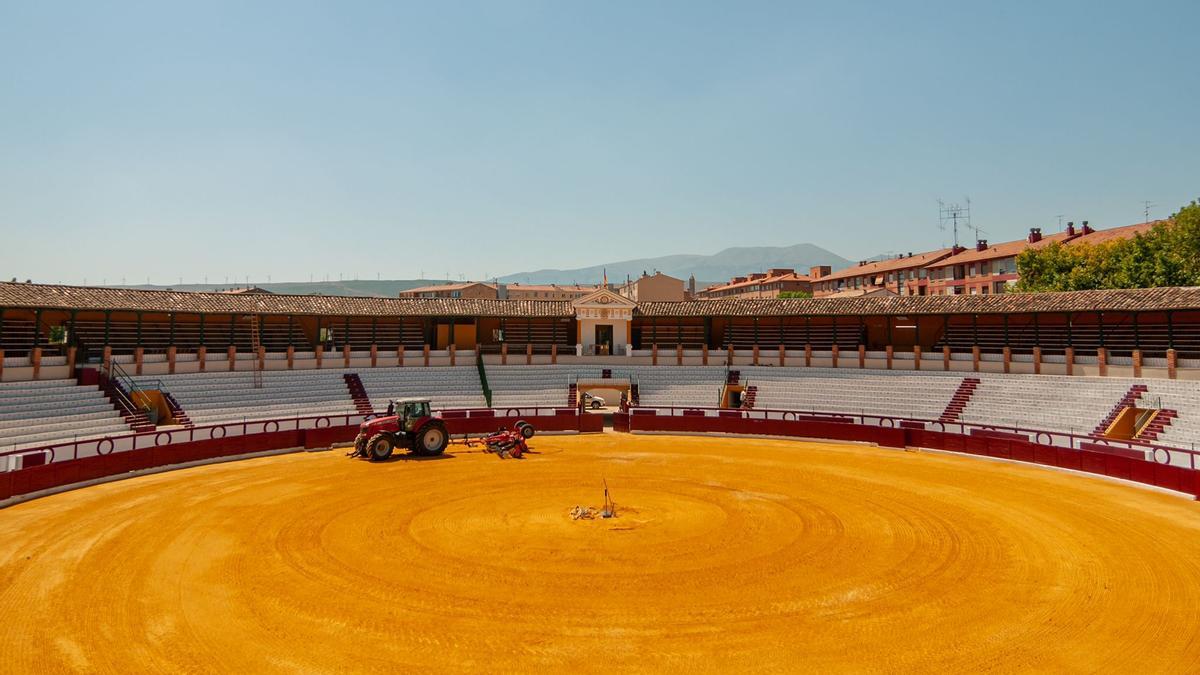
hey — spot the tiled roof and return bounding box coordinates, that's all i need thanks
[4,282,1198,318]
[399,281,496,294]
[1066,221,1159,246]
[927,231,1075,267]
[818,248,956,282]
[635,287,1200,317]
[0,283,573,317]
[703,272,811,293]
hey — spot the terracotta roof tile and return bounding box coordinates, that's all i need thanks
[635,287,1200,317]
[819,248,956,282]
[0,283,573,317]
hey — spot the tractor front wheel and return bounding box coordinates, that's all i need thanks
[367,434,394,461]
[413,421,449,456]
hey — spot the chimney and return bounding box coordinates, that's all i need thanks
[976,239,988,252]
[767,268,794,277]
[732,276,747,284]
[1081,220,1093,234]
[952,245,966,254]
[809,265,831,279]
[496,283,508,299]
[1066,221,1075,236]
[1027,227,1042,243]
[748,273,767,281]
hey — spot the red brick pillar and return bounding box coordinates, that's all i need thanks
[677,343,684,366]
[1132,349,1142,378]
[551,344,558,364]
[526,343,532,365]
[315,345,323,369]
[831,344,840,368]
[1032,346,1042,375]
[753,345,760,366]
[972,346,980,373]
[1167,348,1177,380]
[343,344,351,368]
[67,345,78,374]
[779,344,786,367]
[913,345,921,371]
[0,348,4,381]
[1064,346,1074,376]
[103,345,113,373]
[197,345,206,372]
[134,346,144,375]
[286,345,294,370]
[31,346,42,380]
[727,345,734,365]
[397,345,404,367]
[886,345,893,370]
[423,344,430,367]
[652,344,658,366]
[258,345,266,372]
[702,345,709,365]
[501,343,508,365]
[166,346,176,374]
[1096,346,1107,377]
[1002,346,1011,374]
[805,344,812,367]
[370,344,378,368]
[858,345,865,368]
[449,344,456,366]
[227,345,236,371]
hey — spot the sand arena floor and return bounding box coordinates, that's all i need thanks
[1,433,1200,672]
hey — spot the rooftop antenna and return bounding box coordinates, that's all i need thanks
[1055,214,1065,231]
[937,198,972,247]
[1142,200,1155,224]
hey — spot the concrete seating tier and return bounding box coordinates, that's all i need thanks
[958,375,1131,436]
[0,379,130,449]
[1144,381,1200,450]
[743,367,963,420]
[357,366,487,411]
[133,370,359,425]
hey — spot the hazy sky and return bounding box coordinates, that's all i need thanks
[1,1,1197,285]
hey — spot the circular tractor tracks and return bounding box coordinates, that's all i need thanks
[1,434,1199,672]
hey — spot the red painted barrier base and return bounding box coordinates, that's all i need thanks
[621,412,1200,500]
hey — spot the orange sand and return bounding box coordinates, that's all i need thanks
[1,434,1199,672]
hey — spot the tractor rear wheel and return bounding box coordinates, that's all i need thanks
[413,421,449,456]
[367,434,394,461]
[515,421,535,439]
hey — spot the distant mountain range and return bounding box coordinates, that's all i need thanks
[124,280,448,297]
[115,243,853,297]
[498,243,852,286]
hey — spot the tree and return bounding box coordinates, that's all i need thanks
[1015,200,1200,292]
[778,291,813,299]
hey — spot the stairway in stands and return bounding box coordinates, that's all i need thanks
[343,373,375,415]
[1092,384,1148,436]
[629,382,640,406]
[939,377,980,423]
[727,370,740,385]
[163,392,194,428]
[743,385,758,409]
[100,376,155,432]
[1136,409,1178,442]
[567,383,578,407]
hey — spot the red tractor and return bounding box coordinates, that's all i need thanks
[352,398,449,461]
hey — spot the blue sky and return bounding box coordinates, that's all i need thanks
[1,0,1197,285]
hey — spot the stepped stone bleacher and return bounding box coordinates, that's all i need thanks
[132,370,359,425]
[357,366,487,411]
[1143,381,1200,452]
[958,375,1132,437]
[0,379,132,449]
[743,367,964,421]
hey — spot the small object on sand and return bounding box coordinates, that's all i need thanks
[570,505,597,520]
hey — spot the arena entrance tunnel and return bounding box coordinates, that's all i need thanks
[575,376,629,412]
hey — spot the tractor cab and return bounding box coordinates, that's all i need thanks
[394,398,433,431]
